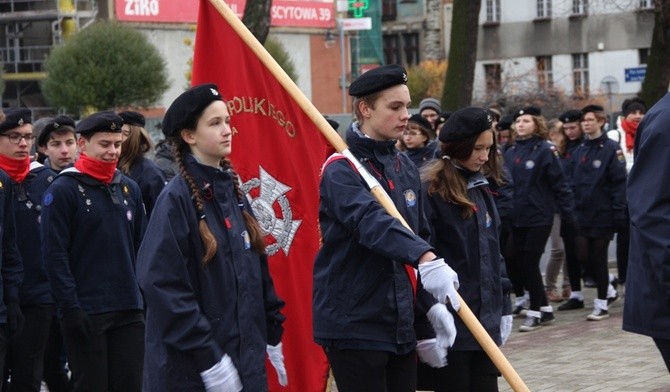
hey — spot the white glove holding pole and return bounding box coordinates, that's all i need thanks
[416,338,448,368]
[200,354,243,392]
[419,258,461,310]
[427,303,457,349]
[500,315,513,346]
[267,342,288,387]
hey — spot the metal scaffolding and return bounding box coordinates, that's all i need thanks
[0,0,97,109]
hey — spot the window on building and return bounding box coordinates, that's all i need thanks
[403,33,419,66]
[638,0,653,9]
[484,63,502,94]
[572,0,588,15]
[572,53,589,96]
[485,0,501,23]
[639,48,650,64]
[383,33,420,66]
[536,56,553,89]
[383,35,401,65]
[537,0,552,18]
[382,0,397,21]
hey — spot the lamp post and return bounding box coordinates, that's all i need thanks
[338,18,347,113]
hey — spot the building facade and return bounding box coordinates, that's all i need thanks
[474,0,654,114]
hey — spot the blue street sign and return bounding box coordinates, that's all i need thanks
[624,67,646,82]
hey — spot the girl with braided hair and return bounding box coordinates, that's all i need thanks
[136,84,286,392]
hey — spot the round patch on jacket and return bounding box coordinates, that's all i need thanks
[525,160,535,169]
[43,193,53,206]
[126,210,133,221]
[593,159,602,168]
[486,211,492,228]
[404,189,417,207]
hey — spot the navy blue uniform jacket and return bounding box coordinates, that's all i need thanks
[14,162,55,305]
[136,154,285,392]
[570,133,627,227]
[127,156,166,218]
[404,140,437,169]
[423,170,508,350]
[562,137,583,179]
[503,136,575,227]
[313,125,434,354]
[0,169,23,322]
[41,168,146,314]
[623,92,670,339]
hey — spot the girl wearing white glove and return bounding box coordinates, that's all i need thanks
[136,84,286,391]
[418,107,512,391]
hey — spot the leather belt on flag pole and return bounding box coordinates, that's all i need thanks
[206,0,529,390]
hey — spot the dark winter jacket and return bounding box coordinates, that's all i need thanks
[137,154,285,392]
[623,92,670,339]
[503,136,575,227]
[313,124,435,354]
[423,169,509,350]
[41,168,147,314]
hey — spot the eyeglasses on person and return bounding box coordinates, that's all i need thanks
[0,133,36,144]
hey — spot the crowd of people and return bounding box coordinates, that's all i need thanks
[0,86,289,392]
[0,63,665,392]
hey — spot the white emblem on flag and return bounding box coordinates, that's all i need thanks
[242,166,301,256]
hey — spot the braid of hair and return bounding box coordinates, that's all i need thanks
[174,146,218,264]
[223,158,267,254]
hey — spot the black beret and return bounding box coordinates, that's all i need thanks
[439,107,493,143]
[581,104,604,114]
[559,110,582,124]
[496,115,514,131]
[622,98,646,116]
[486,108,501,122]
[348,64,408,97]
[163,84,224,138]
[408,114,432,133]
[76,110,123,136]
[0,107,32,133]
[38,115,76,146]
[513,106,542,121]
[118,111,146,127]
[325,117,340,131]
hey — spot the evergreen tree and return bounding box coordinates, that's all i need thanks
[42,22,169,115]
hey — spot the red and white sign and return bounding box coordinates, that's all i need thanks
[340,17,371,31]
[116,0,335,28]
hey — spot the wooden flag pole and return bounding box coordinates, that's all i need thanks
[205,1,529,390]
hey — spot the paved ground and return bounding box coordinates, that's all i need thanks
[498,277,669,392]
[327,269,670,392]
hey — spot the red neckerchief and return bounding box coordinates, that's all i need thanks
[74,153,117,184]
[0,155,30,183]
[621,119,639,151]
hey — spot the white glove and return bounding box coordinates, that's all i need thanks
[416,338,448,368]
[419,258,461,310]
[500,315,513,346]
[200,354,242,392]
[427,303,457,349]
[267,342,288,387]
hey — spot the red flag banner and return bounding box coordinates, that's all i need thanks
[192,0,330,391]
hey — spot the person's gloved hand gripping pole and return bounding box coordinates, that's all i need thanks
[417,251,461,310]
